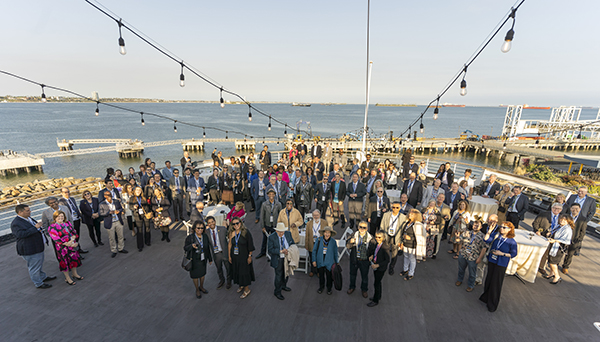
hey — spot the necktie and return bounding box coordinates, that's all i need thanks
[551,215,557,230]
[176,178,180,190]
[379,198,383,209]
[280,237,285,249]
[212,229,218,251]
[408,181,413,194]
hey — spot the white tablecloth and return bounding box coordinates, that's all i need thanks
[386,189,402,203]
[469,196,498,222]
[505,229,549,283]
[203,204,231,226]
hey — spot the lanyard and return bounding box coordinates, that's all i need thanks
[137,197,142,206]
[496,237,507,251]
[234,232,241,247]
[374,243,382,262]
[195,234,203,249]
[451,192,457,203]
[88,200,95,213]
[469,232,477,245]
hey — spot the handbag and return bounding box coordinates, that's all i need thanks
[331,263,343,291]
[154,216,172,227]
[181,251,192,271]
[497,206,506,213]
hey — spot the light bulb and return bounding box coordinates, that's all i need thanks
[119,37,126,55]
[220,96,225,108]
[460,80,467,96]
[503,143,506,150]
[41,93,47,102]
[95,108,99,116]
[226,131,228,139]
[501,29,514,53]
[203,130,206,138]
[174,121,177,132]
[433,107,439,120]
[248,110,252,121]
[180,73,185,87]
[420,123,424,133]
[141,118,145,125]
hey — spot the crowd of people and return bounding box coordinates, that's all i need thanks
[10,143,594,312]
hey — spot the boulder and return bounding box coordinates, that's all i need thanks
[11,190,20,196]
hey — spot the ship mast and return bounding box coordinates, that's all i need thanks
[361,0,372,154]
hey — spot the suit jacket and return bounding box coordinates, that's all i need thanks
[310,145,322,159]
[422,186,445,207]
[239,162,250,180]
[79,198,100,226]
[313,161,325,181]
[41,205,72,230]
[277,208,302,243]
[168,176,187,198]
[187,176,206,202]
[98,199,124,229]
[401,179,423,208]
[11,216,46,256]
[295,182,315,208]
[250,177,268,200]
[267,230,295,269]
[315,182,331,205]
[434,203,452,228]
[563,195,596,222]
[380,212,408,238]
[58,196,82,221]
[505,194,530,220]
[207,175,223,191]
[532,210,553,235]
[329,180,347,203]
[571,215,588,246]
[265,182,284,203]
[305,217,334,253]
[206,225,228,258]
[436,169,454,186]
[264,151,272,166]
[189,208,205,224]
[479,181,502,197]
[368,195,391,220]
[346,181,367,201]
[402,163,419,179]
[261,200,282,228]
[98,187,121,204]
[276,181,289,204]
[445,190,466,214]
[360,160,376,171]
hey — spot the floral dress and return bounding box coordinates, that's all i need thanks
[449,210,471,244]
[422,207,441,258]
[48,222,81,272]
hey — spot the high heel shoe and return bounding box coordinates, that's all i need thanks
[550,278,562,284]
[65,279,76,286]
[542,274,553,279]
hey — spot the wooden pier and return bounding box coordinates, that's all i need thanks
[0,150,44,176]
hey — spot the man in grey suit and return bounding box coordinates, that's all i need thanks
[276,173,288,206]
[380,202,407,275]
[206,215,231,289]
[168,168,187,221]
[41,196,72,231]
[189,201,205,224]
[256,189,282,259]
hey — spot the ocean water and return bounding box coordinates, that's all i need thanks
[0,102,598,187]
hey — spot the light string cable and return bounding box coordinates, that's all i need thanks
[84,0,306,137]
[0,70,284,140]
[398,0,525,139]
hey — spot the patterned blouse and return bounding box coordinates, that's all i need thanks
[459,230,487,261]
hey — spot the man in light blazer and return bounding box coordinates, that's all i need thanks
[268,222,295,300]
[99,191,128,258]
[206,215,231,289]
[187,169,205,210]
[380,202,407,275]
[168,168,187,221]
[41,196,72,231]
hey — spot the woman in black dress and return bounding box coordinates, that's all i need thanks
[227,217,255,299]
[367,230,390,307]
[129,186,152,251]
[233,172,245,204]
[184,221,213,299]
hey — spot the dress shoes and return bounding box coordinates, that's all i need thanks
[317,288,323,294]
[111,253,117,258]
[98,241,104,246]
[226,281,232,290]
[138,248,143,252]
[255,219,260,224]
[327,290,332,295]
[79,249,89,254]
[367,301,378,307]
[43,276,57,282]
[282,286,291,292]
[362,291,368,298]
[388,268,394,276]
[347,288,355,295]
[255,253,265,259]
[466,287,473,292]
[309,272,314,277]
[455,281,462,286]
[561,268,569,274]
[94,243,99,247]
[118,249,129,254]
[275,294,285,300]
[37,283,52,289]
[217,280,225,289]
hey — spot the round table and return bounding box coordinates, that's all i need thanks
[505,229,550,283]
[469,195,498,222]
[203,204,231,226]
[386,189,402,203]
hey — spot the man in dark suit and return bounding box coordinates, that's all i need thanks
[436,162,454,190]
[206,215,231,289]
[239,155,250,181]
[314,174,331,218]
[479,174,501,198]
[59,187,88,254]
[330,173,346,227]
[98,179,121,204]
[206,168,223,205]
[310,143,322,159]
[98,191,128,258]
[168,168,186,221]
[533,203,562,236]
[504,185,529,229]
[360,154,376,172]
[367,187,390,236]
[401,173,423,208]
[180,151,192,170]
[268,222,295,300]
[251,171,269,223]
[11,204,56,289]
[256,189,282,259]
[313,156,325,181]
[402,156,419,181]
[328,163,344,183]
[562,203,588,274]
[346,173,367,229]
[562,186,596,223]
[444,182,466,215]
[189,201,205,224]
[263,145,272,167]
[297,139,308,155]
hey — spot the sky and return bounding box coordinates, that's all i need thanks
[0,0,599,107]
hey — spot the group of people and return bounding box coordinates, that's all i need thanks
[11,144,594,313]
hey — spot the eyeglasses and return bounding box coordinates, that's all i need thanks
[359,225,367,229]
[392,206,400,209]
[500,226,509,229]
[195,227,204,230]
[233,222,241,225]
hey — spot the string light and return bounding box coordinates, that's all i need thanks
[408,126,412,139]
[117,19,126,55]
[501,8,517,53]
[203,127,206,138]
[179,62,185,87]
[248,105,252,121]
[420,120,424,134]
[503,142,507,149]
[460,66,468,96]
[434,97,439,120]
[284,125,287,135]
[268,117,272,131]
[95,102,100,116]
[220,87,225,108]
[225,131,228,139]
[40,84,46,102]
[174,120,177,132]
[141,112,145,125]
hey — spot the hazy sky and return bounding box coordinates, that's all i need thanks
[1,0,598,107]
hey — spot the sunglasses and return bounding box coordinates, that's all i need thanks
[377,191,383,193]
[233,222,241,225]
[392,206,400,209]
[500,226,509,229]
[195,227,204,230]
[359,226,368,229]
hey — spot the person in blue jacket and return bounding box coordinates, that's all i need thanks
[479,221,518,312]
[312,226,339,295]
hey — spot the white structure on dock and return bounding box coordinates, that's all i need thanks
[0,151,44,176]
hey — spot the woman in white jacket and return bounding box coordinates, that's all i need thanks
[543,214,573,284]
[400,209,427,280]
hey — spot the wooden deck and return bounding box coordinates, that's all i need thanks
[1,208,599,341]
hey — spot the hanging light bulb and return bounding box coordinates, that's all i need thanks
[179,62,185,87]
[433,107,439,120]
[277,141,280,146]
[268,117,272,131]
[460,79,467,96]
[248,106,252,121]
[173,121,178,133]
[503,142,507,150]
[220,87,225,108]
[244,135,247,142]
[40,85,47,102]
[95,102,99,116]
[117,19,126,55]
[284,125,287,135]
[420,122,424,134]
[203,127,206,138]
[141,112,145,126]
[408,127,412,139]
[225,131,228,139]
[501,8,516,53]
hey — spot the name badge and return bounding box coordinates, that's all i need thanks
[322,196,326,201]
[200,253,205,261]
[323,247,328,255]
[233,247,239,255]
[270,216,274,223]
[138,209,144,215]
[214,246,219,253]
[259,190,264,196]
[490,254,498,261]
[280,252,285,258]
[301,194,305,201]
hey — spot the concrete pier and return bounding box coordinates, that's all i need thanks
[0,151,45,176]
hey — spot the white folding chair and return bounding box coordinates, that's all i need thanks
[264,230,272,262]
[296,247,309,274]
[336,227,354,260]
[183,220,193,235]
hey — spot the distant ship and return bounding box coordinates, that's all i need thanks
[523,104,551,110]
[375,103,417,107]
[442,103,465,107]
[292,102,311,107]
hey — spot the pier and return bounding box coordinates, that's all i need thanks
[0,150,44,176]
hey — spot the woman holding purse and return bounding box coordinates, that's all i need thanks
[184,221,212,299]
[48,211,83,285]
[129,186,152,251]
[152,188,172,242]
[367,231,390,307]
[448,200,471,259]
[542,214,573,284]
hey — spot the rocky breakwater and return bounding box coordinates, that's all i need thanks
[0,177,102,207]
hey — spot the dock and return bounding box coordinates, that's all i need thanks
[0,150,44,176]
